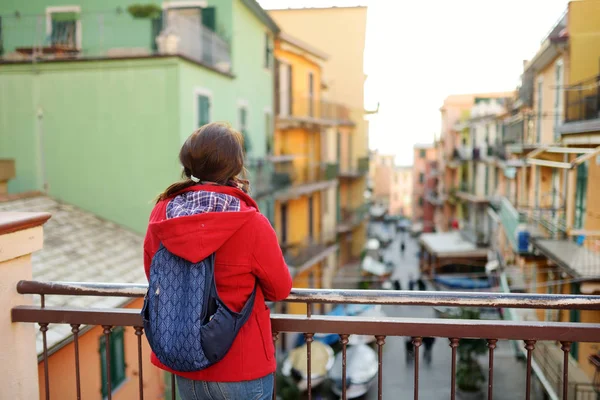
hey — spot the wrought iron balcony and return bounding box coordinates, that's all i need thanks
[276,91,354,126]
[337,203,370,232]
[338,157,369,178]
[10,281,600,400]
[564,74,600,124]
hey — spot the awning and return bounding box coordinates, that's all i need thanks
[526,144,600,169]
[419,231,489,258]
[531,237,600,278]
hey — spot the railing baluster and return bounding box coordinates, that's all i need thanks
[272,331,279,400]
[305,332,314,399]
[340,334,349,400]
[560,341,571,400]
[40,322,50,400]
[524,340,536,400]
[134,326,144,400]
[449,338,459,400]
[103,326,113,400]
[376,335,386,400]
[71,324,82,400]
[171,374,176,400]
[412,337,422,400]
[487,339,497,400]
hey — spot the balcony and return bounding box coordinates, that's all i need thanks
[338,156,369,179]
[9,281,600,400]
[0,9,232,73]
[451,147,471,163]
[246,158,294,198]
[562,74,600,134]
[281,235,338,272]
[274,162,339,200]
[276,91,354,126]
[337,203,370,233]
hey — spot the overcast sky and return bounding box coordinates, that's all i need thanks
[258,0,569,165]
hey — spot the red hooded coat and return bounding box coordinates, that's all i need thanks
[143,184,292,382]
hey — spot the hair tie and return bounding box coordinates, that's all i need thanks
[190,175,200,183]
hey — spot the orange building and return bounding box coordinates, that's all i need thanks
[0,193,163,400]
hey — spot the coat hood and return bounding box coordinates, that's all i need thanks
[148,186,258,263]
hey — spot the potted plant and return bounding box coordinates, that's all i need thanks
[127,4,162,19]
[455,309,487,399]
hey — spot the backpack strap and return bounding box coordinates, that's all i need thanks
[236,280,258,326]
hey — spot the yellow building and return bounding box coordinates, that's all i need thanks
[272,33,339,314]
[494,2,600,395]
[270,6,370,268]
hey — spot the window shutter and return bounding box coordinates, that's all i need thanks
[202,7,216,31]
[99,337,108,398]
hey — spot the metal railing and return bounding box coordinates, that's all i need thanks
[11,281,600,400]
[281,235,335,270]
[276,91,353,124]
[338,203,370,229]
[0,10,231,72]
[273,161,337,187]
[339,156,369,177]
[565,74,600,123]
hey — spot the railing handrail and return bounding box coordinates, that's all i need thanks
[11,306,600,343]
[16,280,600,310]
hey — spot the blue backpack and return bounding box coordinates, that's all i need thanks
[142,244,257,372]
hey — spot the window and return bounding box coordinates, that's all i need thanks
[308,195,314,240]
[264,33,273,69]
[281,203,288,243]
[100,327,126,397]
[265,110,273,155]
[238,103,250,153]
[554,59,563,140]
[419,149,426,158]
[194,88,212,128]
[536,77,543,143]
[46,6,81,50]
[419,197,424,206]
[419,173,424,183]
[308,72,314,117]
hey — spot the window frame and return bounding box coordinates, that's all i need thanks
[45,5,82,50]
[264,32,273,70]
[264,106,273,156]
[237,99,250,153]
[193,87,213,129]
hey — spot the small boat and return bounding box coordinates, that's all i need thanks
[281,341,335,392]
[433,275,492,290]
[328,344,378,398]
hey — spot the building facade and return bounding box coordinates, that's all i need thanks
[0,0,279,233]
[269,6,370,268]
[412,144,437,232]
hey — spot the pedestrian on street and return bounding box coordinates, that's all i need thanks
[423,337,436,364]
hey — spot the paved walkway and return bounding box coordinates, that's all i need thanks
[331,222,545,400]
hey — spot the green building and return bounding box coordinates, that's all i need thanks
[0,0,279,233]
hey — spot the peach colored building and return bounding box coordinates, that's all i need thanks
[370,151,395,209]
[389,166,412,216]
[412,144,437,231]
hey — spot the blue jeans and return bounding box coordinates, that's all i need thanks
[176,374,274,400]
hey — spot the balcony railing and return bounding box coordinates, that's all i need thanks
[337,203,370,231]
[281,234,336,270]
[338,156,369,178]
[276,91,353,125]
[11,281,600,400]
[0,10,232,73]
[452,147,471,162]
[274,162,338,187]
[565,74,600,123]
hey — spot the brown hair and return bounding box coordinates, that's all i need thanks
[156,122,249,203]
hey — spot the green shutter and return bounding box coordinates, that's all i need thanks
[111,328,126,385]
[100,336,108,397]
[198,95,210,127]
[151,14,163,51]
[99,327,126,397]
[202,7,216,31]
